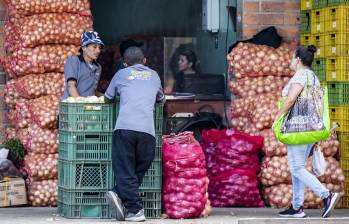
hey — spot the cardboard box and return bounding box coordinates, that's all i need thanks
[0,178,27,207]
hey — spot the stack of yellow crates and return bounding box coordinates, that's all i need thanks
[301,0,349,208]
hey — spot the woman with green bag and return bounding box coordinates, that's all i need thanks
[273,45,340,218]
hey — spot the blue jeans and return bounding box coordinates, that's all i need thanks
[287,144,329,209]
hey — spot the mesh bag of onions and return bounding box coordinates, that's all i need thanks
[227,42,296,78]
[2,45,79,78]
[14,73,64,99]
[260,156,345,187]
[10,100,31,129]
[25,124,58,154]
[23,153,58,181]
[162,132,208,219]
[4,0,91,18]
[202,129,263,176]
[230,92,280,131]
[201,129,265,207]
[27,179,57,207]
[228,76,290,98]
[209,169,264,207]
[3,80,22,109]
[27,95,60,129]
[4,13,92,51]
[264,183,344,209]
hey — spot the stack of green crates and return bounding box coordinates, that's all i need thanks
[57,102,116,219]
[57,100,164,218]
[301,0,349,208]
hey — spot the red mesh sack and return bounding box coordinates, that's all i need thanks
[209,169,265,207]
[201,129,263,177]
[162,132,207,219]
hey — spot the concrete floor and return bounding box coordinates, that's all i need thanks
[0,207,349,224]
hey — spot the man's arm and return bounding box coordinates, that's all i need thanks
[67,80,79,97]
[104,73,119,103]
[156,86,166,103]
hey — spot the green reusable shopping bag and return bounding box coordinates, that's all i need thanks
[273,86,330,145]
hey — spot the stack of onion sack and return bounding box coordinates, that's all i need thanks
[227,41,296,134]
[260,132,345,208]
[162,132,212,219]
[1,0,92,207]
[201,129,265,207]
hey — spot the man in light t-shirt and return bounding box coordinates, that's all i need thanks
[104,47,165,222]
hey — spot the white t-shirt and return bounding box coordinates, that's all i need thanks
[282,68,320,97]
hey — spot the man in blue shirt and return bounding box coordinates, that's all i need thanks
[104,47,165,222]
[63,31,104,99]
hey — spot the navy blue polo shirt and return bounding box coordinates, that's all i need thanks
[63,55,102,99]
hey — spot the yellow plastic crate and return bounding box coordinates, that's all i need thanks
[312,34,326,57]
[325,32,349,57]
[325,6,349,32]
[326,57,349,81]
[338,132,349,159]
[311,9,326,34]
[301,0,312,10]
[343,179,349,208]
[300,34,313,46]
[330,107,349,132]
[341,158,349,175]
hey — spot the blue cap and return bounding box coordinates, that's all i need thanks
[81,31,104,47]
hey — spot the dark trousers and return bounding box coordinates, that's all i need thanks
[112,129,155,213]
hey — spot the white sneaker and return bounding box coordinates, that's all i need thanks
[105,191,125,221]
[125,209,146,222]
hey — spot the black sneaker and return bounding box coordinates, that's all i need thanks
[322,192,340,218]
[279,206,306,218]
[105,191,125,221]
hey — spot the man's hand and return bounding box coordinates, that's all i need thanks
[67,80,79,97]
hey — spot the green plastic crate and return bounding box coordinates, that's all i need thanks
[58,187,112,219]
[59,131,112,161]
[328,82,349,105]
[140,160,161,190]
[313,0,328,8]
[329,0,349,6]
[139,190,162,218]
[59,102,116,132]
[154,103,164,135]
[312,58,326,81]
[300,10,312,33]
[58,160,113,190]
